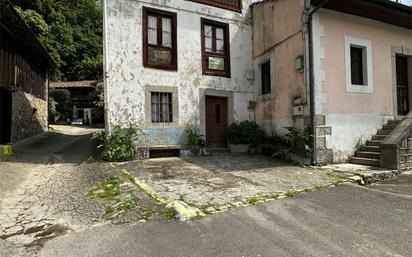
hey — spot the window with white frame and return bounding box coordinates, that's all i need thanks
[345,36,373,93]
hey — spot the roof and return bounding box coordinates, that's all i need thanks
[252,0,412,29]
[311,0,412,29]
[0,0,55,68]
[50,80,98,89]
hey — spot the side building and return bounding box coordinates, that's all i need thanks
[103,0,254,154]
[0,0,55,144]
[252,0,412,165]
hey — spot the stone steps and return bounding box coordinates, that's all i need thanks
[366,140,382,146]
[356,151,380,159]
[349,157,380,167]
[372,135,386,140]
[350,119,400,167]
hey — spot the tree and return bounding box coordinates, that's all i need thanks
[49,89,72,121]
[11,0,103,81]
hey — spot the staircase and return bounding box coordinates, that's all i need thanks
[350,119,401,167]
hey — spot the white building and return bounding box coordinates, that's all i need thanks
[103,0,254,153]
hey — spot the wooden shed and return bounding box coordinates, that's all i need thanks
[0,0,55,144]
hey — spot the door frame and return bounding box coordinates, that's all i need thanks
[199,89,234,142]
[392,46,412,117]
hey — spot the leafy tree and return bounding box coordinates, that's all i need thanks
[11,0,103,81]
[49,89,72,120]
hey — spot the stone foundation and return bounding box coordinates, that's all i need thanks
[11,90,47,143]
[399,138,412,172]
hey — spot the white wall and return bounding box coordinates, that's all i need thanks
[104,0,254,145]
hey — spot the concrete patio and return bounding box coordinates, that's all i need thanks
[118,154,347,213]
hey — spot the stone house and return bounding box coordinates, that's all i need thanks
[0,0,54,144]
[103,0,412,168]
[103,0,254,153]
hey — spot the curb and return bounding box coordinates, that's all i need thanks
[122,170,204,221]
[319,166,400,185]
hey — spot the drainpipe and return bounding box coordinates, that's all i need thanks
[102,0,110,133]
[305,0,328,165]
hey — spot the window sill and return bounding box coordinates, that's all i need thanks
[346,83,373,94]
[143,64,178,71]
[202,70,230,78]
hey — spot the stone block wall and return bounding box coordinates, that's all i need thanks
[11,90,48,143]
[399,138,412,171]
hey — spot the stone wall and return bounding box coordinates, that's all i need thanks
[11,90,48,143]
[399,138,412,172]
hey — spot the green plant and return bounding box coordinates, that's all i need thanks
[284,127,312,158]
[355,139,366,151]
[224,120,265,146]
[92,126,139,162]
[185,127,206,155]
[161,208,177,220]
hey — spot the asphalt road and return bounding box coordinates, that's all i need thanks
[38,174,412,257]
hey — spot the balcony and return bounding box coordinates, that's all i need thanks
[189,0,242,12]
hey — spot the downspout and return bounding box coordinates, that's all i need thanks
[305,0,328,165]
[102,0,110,132]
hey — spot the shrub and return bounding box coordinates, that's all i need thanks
[284,127,312,158]
[185,128,206,155]
[225,120,265,146]
[92,126,139,162]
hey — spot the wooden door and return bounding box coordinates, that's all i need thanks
[397,56,409,115]
[0,87,12,144]
[205,96,228,148]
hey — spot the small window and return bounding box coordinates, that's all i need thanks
[345,36,373,93]
[350,46,365,85]
[143,7,177,70]
[201,18,230,77]
[151,92,173,123]
[261,60,271,95]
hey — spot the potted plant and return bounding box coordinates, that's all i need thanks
[225,121,265,154]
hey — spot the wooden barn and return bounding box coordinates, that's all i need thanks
[0,0,55,144]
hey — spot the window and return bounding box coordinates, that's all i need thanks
[350,47,364,85]
[143,7,177,70]
[201,18,230,77]
[151,92,173,123]
[345,36,373,93]
[188,0,241,12]
[261,60,271,95]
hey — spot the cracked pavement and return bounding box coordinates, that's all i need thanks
[0,126,114,256]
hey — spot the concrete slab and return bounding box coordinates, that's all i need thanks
[118,155,345,213]
[323,163,400,184]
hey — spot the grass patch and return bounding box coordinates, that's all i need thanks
[245,197,261,205]
[88,174,140,219]
[161,208,178,220]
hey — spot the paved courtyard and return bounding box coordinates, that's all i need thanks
[118,154,345,213]
[0,126,348,256]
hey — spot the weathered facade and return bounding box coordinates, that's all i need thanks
[252,0,412,164]
[0,0,54,144]
[103,0,254,150]
[104,0,412,166]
